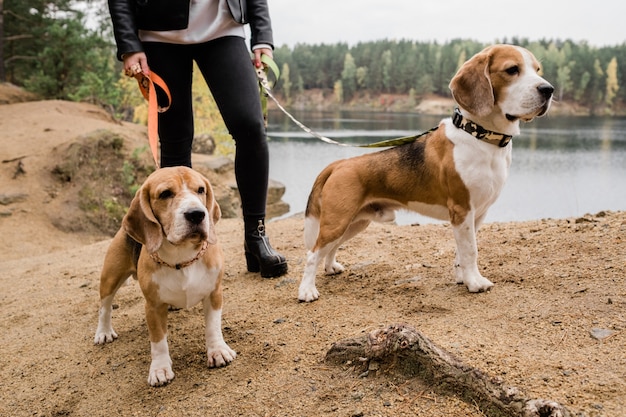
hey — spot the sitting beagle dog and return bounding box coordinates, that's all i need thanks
[94,166,236,386]
[299,44,554,302]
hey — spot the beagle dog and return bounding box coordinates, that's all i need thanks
[299,44,554,302]
[94,166,236,386]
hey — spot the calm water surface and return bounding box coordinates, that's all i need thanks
[266,109,626,224]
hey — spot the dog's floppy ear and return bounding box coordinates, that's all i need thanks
[123,184,163,253]
[449,50,494,117]
[203,177,221,245]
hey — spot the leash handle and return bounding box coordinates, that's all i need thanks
[133,71,171,168]
[257,54,280,127]
[260,54,280,86]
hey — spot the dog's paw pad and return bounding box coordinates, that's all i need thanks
[298,286,320,302]
[148,367,175,387]
[93,330,118,345]
[466,278,495,293]
[207,345,236,368]
[325,262,344,275]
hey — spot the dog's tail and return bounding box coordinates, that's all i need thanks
[304,161,340,250]
[305,161,339,219]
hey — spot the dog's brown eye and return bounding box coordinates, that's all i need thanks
[197,186,205,195]
[505,66,520,75]
[159,189,173,200]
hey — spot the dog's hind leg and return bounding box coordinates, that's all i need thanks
[299,247,325,302]
[323,219,370,275]
[299,218,371,302]
[300,240,345,302]
[94,231,138,344]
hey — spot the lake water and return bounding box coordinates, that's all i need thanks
[266,109,626,224]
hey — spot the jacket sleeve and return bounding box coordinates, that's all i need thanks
[108,0,144,61]
[246,0,274,49]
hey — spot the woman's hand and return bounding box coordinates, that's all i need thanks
[123,52,150,76]
[253,47,273,69]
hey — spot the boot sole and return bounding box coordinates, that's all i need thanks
[245,252,288,278]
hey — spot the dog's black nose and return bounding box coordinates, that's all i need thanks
[538,83,554,99]
[185,209,205,225]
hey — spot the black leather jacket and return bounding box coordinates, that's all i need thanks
[108,0,274,60]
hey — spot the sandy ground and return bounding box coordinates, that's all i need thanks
[0,92,625,417]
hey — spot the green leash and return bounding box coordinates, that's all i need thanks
[257,55,437,148]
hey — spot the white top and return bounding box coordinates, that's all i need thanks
[139,0,244,45]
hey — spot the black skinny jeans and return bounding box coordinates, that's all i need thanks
[143,36,269,219]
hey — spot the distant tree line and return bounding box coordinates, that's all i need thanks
[1,1,624,115]
[273,38,625,114]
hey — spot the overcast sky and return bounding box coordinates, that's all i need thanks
[267,1,625,48]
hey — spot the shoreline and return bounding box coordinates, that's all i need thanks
[268,90,624,117]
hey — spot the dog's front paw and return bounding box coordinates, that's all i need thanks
[207,343,236,368]
[324,261,344,275]
[298,285,320,302]
[148,364,175,387]
[465,275,494,293]
[94,327,118,345]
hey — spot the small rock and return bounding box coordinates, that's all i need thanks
[589,328,614,340]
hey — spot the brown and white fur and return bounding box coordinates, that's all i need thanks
[94,166,236,386]
[299,45,553,302]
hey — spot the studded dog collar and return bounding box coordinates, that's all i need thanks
[150,240,209,270]
[452,108,512,147]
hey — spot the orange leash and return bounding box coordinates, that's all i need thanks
[132,71,171,168]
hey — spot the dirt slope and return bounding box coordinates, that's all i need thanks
[0,92,624,416]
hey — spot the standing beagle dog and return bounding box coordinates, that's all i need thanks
[299,44,553,302]
[94,166,236,386]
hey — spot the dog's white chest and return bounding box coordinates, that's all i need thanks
[152,263,219,309]
[450,131,512,215]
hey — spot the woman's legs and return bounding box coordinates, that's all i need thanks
[194,37,287,277]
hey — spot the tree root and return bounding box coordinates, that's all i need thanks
[325,323,571,417]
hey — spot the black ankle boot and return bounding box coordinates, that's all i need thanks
[244,219,288,278]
